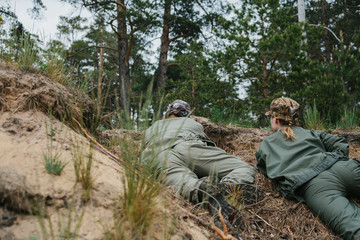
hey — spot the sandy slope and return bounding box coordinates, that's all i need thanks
[0,111,122,239]
[0,63,209,240]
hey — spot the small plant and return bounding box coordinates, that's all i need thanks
[17,34,38,71]
[42,54,70,86]
[337,107,359,130]
[209,105,224,123]
[71,141,94,202]
[44,110,67,175]
[43,151,66,175]
[304,102,325,130]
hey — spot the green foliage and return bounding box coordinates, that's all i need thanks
[57,15,88,43]
[43,152,66,176]
[41,40,71,86]
[304,102,325,130]
[1,0,360,129]
[165,41,240,119]
[43,111,67,175]
[0,22,41,71]
[212,0,359,127]
[214,0,313,126]
[104,136,166,239]
[17,34,38,71]
[337,107,359,130]
[209,104,255,127]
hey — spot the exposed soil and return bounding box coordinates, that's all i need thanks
[1,61,360,239]
[0,62,208,240]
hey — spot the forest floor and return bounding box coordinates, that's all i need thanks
[1,60,360,239]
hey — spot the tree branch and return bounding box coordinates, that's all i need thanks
[169,34,189,43]
[81,0,117,7]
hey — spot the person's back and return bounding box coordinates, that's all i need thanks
[256,97,360,240]
[141,99,256,200]
[257,126,348,200]
[141,116,213,166]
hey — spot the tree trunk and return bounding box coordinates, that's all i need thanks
[298,0,307,49]
[261,51,268,99]
[117,0,131,114]
[156,0,171,91]
[97,19,104,120]
[321,0,331,63]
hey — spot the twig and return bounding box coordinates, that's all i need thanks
[0,96,9,110]
[171,196,237,240]
[248,210,279,231]
[72,118,124,166]
[219,210,228,235]
[244,197,269,209]
[175,202,210,227]
[72,118,149,186]
[211,211,237,240]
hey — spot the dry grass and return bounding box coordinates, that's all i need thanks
[103,136,173,239]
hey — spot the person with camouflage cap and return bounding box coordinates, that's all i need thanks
[256,97,360,240]
[141,100,258,212]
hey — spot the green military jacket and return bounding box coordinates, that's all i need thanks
[141,117,215,166]
[256,126,349,201]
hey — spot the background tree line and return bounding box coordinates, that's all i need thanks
[1,0,359,130]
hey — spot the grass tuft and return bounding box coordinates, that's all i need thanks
[304,102,326,130]
[225,185,245,211]
[44,152,66,175]
[71,141,94,202]
[42,53,70,86]
[17,34,38,72]
[104,136,166,239]
[337,107,359,130]
[43,109,67,176]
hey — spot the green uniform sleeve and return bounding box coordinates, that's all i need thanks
[315,130,349,157]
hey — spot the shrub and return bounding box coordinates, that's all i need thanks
[304,102,325,130]
[338,107,359,130]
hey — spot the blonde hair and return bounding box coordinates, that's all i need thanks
[279,119,296,141]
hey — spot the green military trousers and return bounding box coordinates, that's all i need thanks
[300,159,360,240]
[160,140,256,202]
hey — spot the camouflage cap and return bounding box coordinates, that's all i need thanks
[165,100,191,117]
[265,97,300,122]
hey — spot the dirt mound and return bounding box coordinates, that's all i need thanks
[192,116,270,165]
[0,60,94,128]
[0,111,123,239]
[0,65,209,239]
